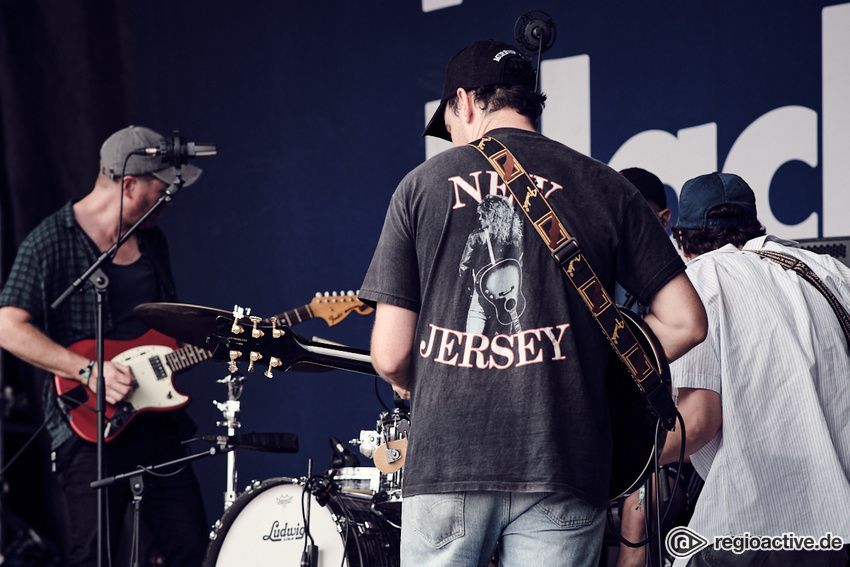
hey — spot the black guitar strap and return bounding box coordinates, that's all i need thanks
[470,136,677,430]
[750,250,850,349]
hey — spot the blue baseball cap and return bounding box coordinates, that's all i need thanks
[676,172,757,229]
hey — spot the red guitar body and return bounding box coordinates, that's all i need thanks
[54,329,205,443]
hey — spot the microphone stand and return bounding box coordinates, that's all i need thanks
[51,171,187,567]
[90,447,224,567]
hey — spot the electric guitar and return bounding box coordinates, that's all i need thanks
[607,307,671,501]
[56,292,374,443]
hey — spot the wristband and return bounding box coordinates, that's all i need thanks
[79,360,95,387]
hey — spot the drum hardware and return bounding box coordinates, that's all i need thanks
[348,407,410,507]
[329,436,361,469]
[213,360,245,511]
[383,446,402,465]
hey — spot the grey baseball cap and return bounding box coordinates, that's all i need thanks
[100,125,202,186]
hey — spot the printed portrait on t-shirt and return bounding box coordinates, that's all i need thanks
[459,194,526,334]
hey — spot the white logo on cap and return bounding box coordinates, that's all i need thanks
[493,49,517,62]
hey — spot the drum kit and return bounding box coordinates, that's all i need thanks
[133,296,408,567]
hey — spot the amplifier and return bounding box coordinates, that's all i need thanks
[796,236,850,268]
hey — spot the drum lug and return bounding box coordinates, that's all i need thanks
[208,519,223,541]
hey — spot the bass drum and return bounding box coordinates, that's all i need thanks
[204,477,399,567]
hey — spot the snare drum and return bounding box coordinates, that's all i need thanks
[333,466,381,496]
[203,477,399,567]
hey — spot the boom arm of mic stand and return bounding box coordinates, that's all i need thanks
[51,179,184,311]
[90,446,223,490]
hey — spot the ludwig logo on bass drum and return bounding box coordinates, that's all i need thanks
[262,521,305,542]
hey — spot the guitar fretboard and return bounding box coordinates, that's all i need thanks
[165,345,212,372]
[277,305,312,326]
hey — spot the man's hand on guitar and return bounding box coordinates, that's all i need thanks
[87,361,136,405]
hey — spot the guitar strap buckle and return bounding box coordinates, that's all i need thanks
[643,381,677,431]
[551,237,580,267]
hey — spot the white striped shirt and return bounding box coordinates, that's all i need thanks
[671,235,850,557]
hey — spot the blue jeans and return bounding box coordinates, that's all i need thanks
[401,491,605,567]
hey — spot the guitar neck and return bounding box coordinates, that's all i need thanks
[165,345,213,372]
[274,305,313,327]
[296,340,376,376]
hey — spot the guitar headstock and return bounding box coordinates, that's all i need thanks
[309,290,373,326]
[207,305,375,378]
[209,308,298,378]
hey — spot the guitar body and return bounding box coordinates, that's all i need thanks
[55,329,191,443]
[474,257,526,328]
[607,308,670,501]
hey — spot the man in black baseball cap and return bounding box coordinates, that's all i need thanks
[361,39,707,567]
[423,39,538,142]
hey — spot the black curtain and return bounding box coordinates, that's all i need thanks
[0,1,136,562]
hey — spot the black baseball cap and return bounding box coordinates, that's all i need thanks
[423,39,535,141]
[620,167,667,209]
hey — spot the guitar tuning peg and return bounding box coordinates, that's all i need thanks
[264,357,282,378]
[231,306,246,335]
[315,291,322,298]
[249,316,264,338]
[347,290,355,295]
[228,350,242,373]
[270,316,283,338]
[248,351,262,372]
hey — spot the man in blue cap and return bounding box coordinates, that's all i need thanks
[660,172,850,566]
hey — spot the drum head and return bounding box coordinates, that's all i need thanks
[205,478,345,567]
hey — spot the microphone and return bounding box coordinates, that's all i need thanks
[329,436,360,467]
[198,432,299,453]
[134,130,217,164]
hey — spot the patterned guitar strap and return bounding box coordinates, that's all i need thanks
[470,136,677,431]
[750,250,850,349]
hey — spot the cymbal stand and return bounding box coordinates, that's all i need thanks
[213,371,243,511]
